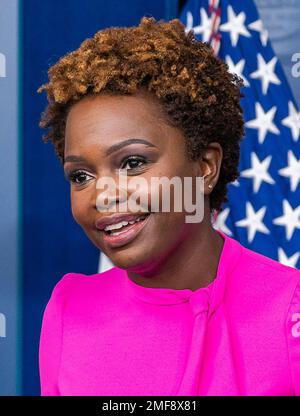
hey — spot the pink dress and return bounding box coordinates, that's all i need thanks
[39,229,300,395]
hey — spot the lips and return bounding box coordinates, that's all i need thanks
[95,212,151,231]
[96,213,152,248]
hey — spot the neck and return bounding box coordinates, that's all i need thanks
[126,211,225,291]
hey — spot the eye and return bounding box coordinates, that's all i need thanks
[120,155,147,171]
[66,170,93,185]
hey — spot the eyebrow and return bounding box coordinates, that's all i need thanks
[64,138,157,165]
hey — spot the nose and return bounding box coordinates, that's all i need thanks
[94,176,128,213]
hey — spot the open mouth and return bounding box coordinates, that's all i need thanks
[99,212,152,248]
[103,213,151,236]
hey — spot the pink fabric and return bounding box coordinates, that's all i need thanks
[39,229,300,395]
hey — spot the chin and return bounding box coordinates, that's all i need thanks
[109,244,164,274]
[108,257,143,272]
[106,247,148,270]
[90,226,164,273]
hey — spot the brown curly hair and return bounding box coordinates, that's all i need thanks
[37,16,245,213]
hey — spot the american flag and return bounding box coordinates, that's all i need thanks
[180,0,300,268]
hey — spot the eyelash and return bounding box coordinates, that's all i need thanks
[120,155,147,171]
[66,155,147,185]
[67,170,92,185]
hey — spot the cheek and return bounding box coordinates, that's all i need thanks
[141,211,192,264]
[159,211,188,235]
[70,192,88,226]
[127,175,195,222]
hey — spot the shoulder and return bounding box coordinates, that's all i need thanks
[225,237,300,394]
[284,266,300,394]
[230,236,300,289]
[225,236,300,318]
[46,266,125,308]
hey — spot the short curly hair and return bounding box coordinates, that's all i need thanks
[37,16,245,213]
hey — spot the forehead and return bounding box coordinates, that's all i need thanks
[66,91,167,131]
[64,92,168,151]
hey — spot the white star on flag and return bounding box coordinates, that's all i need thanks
[194,8,213,42]
[281,101,300,141]
[231,179,240,187]
[184,11,195,33]
[278,150,300,192]
[235,202,270,243]
[278,247,300,268]
[273,199,300,241]
[219,5,251,47]
[184,9,212,42]
[225,56,250,87]
[250,54,281,95]
[240,152,275,193]
[248,19,269,46]
[213,207,233,236]
[245,102,280,144]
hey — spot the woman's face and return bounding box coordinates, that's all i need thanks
[64,91,209,273]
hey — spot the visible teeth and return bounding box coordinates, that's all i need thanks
[104,215,147,232]
[109,229,128,236]
[104,221,129,232]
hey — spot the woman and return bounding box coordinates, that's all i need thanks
[37,16,300,396]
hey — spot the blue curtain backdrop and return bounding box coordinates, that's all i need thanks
[21,0,179,396]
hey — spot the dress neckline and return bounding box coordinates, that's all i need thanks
[119,228,243,312]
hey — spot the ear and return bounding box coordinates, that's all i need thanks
[197,142,223,195]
